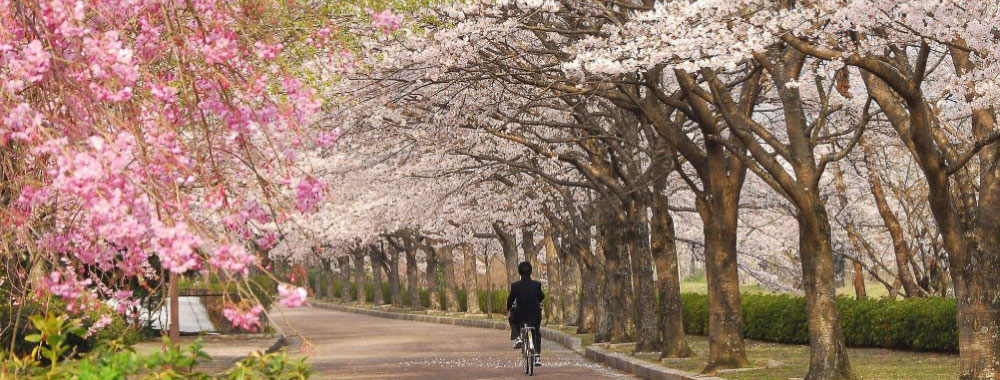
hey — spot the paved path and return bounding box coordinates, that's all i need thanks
[272,305,636,380]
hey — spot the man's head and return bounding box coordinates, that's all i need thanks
[518,261,532,277]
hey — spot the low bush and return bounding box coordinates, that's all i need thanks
[0,297,143,357]
[680,293,957,352]
[477,289,509,314]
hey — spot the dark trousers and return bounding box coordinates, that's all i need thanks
[509,312,542,354]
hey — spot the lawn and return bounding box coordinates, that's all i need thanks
[680,279,895,300]
[635,335,958,380]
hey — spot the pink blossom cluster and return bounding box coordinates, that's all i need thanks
[315,127,342,148]
[367,8,403,34]
[222,305,265,332]
[277,284,308,308]
[1,0,347,313]
[113,290,140,317]
[295,177,326,213]
[40,271,93,313]
[151,221,202,274]
[84,315,114,339]
[254,41,284,60]
[209,244,258,275]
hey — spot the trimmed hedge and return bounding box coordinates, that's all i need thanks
[323,279,516,314]
[681,293,957,352]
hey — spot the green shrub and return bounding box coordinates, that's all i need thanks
[680,292,957,352]
[476,289,509,314]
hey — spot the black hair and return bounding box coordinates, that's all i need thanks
[518,261,532,277]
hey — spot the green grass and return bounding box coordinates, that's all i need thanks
[680,281,771,295]
[634,335,958,380]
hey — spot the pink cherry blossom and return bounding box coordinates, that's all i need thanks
[367,8,402,34]
[151,221,202,274]
[84,315,114,338]
[294,176,326,213]
[315,127,342,148]
[254,41,284,60]
[209,244,258,275]
[277,284,307,308]
[40,271,93,313]
[222,305,265,332]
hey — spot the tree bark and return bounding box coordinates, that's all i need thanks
[406,248,421,310]
[370,245,384,306]
[423,245,442,310]
[521,227,539,270]
[543,227,562,324]
[440,245,461,312]
[697,188,751,372]
[798,204,854,380]
[493,223,520,284]
[650,188,693,358]
[597,206,633,343]
[624,195,661,353]
[338,256,351,302]
[578,261,598,334]
[353,251,366,303]
[326,259,336,300]
[388,247,402,306]
[861,142,922,297]
[462,244,481,314]
[558,238,582,328]
[852,262,867,300]
[316,262,327,299]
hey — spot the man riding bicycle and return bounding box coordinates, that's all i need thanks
[507,261,544,366]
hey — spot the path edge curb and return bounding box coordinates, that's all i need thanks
[310,300,724,380]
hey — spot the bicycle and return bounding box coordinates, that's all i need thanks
[518,324,539,376]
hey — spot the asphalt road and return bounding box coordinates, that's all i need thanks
[271,305,637,380]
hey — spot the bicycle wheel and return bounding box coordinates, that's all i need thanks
[527,333,535,376]
[523,347,530,374]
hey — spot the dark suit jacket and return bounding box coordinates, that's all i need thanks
[506,277,545,319]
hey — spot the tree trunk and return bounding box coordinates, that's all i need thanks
[354,251,366,303]
[338,256,351,302]
[424,246,442,310]
[493,223,520,284]
[406,248,421,310]
[598,207,633,343]
[370,246,384,306]
[852,262,867,300]
[388,247,401,306]
[462,244,481,314]
[797,205,853,380]
[558,237,582,327]
[859,66,999,380]
[521,227,538,270]
[698,189,750,372]
[861,142,922,297]
[332,259,338,301]
[317,262,327,299]
[950,240,1000,380]
[543,227,562,324]
[577,261,598,334]
[625,195,661,353]
[440,245,460,312]
[650,189,693,358]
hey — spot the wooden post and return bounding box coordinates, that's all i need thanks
[169,272,179,345]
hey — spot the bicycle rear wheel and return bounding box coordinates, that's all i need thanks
[527,333,535,376]
[523,347,530,374]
